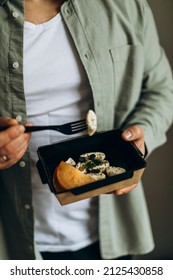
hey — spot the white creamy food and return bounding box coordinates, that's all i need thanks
[86,110,97,136]
[66,152,126,181]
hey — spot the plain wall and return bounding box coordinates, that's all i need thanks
[137,0,173,259]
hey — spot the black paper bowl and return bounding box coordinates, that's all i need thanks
[36,129,146,205]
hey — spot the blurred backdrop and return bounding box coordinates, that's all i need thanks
[137,0,173,260]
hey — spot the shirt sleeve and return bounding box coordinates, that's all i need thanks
[122,0,173,156]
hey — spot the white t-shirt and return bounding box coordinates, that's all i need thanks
[23,13,98,252]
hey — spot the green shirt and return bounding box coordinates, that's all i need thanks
[0,0,173,259]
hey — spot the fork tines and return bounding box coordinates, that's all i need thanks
[71,119,87,132]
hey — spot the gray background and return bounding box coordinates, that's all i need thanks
[138,0,173,259]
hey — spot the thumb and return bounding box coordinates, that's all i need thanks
[121,129,133,141]
[121,126,143,141]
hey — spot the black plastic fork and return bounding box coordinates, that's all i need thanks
[0,119,87,135]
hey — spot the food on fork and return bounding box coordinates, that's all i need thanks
[86,110,97,136]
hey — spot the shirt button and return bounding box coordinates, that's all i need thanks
[19,161,26,168]
[12,61,19,69]
[12,11,19,18]
[64,7,71,15]
[16,115,22,122]
[24,204,31,210]
[84,52,91,60]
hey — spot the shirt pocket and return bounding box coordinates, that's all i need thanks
[109,44,144,112]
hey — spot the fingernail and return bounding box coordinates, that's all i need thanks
[123,130,132,140]
[116,191,125,196]
[17,125,25,133]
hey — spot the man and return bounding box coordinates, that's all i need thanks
[0,0,172,259]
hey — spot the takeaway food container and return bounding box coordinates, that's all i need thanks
[37,129,146,205]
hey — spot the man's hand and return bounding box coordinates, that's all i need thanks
[114,125,145,195]
[0,117,32,169]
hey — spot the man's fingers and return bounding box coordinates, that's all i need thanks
[121,125,144,141]
[0,132,30,169]
[114,184,137,195]
[0,118,32,169]
[121,125,145,155]
[0,143,28,169]
[0,117,18,126]
[0,125,25,148]
[0,133,30,156]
